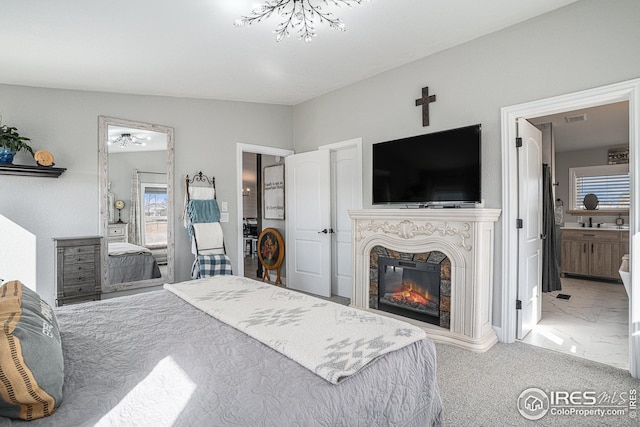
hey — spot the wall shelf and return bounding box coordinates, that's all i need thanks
[0,163,66,178]
[567,209,629,216]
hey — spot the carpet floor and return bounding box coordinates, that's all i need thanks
[435,341,638,426]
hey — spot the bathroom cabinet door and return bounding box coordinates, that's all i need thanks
[561,239,589,275]
[590,241,619,279]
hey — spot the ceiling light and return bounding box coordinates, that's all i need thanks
[109,133,147,147]
[234,0,371,42]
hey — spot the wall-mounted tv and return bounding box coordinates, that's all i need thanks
[372,124,481,206]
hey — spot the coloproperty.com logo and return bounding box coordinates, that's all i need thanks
[517,387,637,421]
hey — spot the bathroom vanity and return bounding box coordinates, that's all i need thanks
[561,225,629,280]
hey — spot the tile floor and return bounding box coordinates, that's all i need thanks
[519,276,629,369]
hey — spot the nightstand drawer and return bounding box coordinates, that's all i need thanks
[108,223,129,243]
[63,283,95,297]
[109,227,125,237]
[64,245,95,256]
[64,253,95,266]
[63,272,97,285]
[63,261,95,276]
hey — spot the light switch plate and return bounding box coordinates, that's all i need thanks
[220,212,229,223]
[220,201,228,212]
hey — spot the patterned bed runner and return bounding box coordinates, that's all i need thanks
[164,276,427,384]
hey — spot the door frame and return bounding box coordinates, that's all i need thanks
[500,78,640,378]
[236,143,294,277]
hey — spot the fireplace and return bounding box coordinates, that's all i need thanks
[377,257,440,325]
[350,209,501,352]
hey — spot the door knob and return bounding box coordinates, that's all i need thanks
[318,229,329,234]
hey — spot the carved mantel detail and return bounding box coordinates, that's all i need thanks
[356,219,472,251]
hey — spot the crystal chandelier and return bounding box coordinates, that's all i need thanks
[234,0,371,42]
[109,133,147,148]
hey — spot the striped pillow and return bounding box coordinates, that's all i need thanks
[0,281,64,420]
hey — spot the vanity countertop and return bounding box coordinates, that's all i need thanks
[561,222,629,231]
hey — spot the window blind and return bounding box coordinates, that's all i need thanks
[574,172,630,209]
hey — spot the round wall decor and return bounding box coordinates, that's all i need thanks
[34,150,55,167]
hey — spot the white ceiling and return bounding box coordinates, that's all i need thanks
[530,102,629,153]
[1,0,578,105]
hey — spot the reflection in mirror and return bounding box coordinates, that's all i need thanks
[99,116,174,293]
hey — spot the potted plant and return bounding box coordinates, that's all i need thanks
[0,115,34,164]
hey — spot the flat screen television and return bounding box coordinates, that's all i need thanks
[372,124,481,206]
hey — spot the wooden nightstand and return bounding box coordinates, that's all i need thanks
[54,236,102,306]
[107,223,129,243]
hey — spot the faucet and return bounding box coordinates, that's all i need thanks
[588,217,593,228]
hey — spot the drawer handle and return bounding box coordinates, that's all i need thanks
[77,257,82,261]
[582,234,596,237]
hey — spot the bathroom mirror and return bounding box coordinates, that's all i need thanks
[98,116,175,293]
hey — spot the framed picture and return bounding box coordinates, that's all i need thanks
[263,164,285,219]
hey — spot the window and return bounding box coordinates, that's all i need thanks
[140,183,168,247]
[569,164,629,210]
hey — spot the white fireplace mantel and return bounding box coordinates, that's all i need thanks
[349,208,501,352]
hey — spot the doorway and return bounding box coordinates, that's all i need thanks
[519,103,630,369]
[235,140,362,298]
[500,78,640,378]
[236,144,293,278]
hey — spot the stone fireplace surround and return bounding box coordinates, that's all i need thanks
[371,247,451,329]
[349,208,501,352]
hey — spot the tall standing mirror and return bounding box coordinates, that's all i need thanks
[99,116,175,293]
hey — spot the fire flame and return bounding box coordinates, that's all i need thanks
[390,280,430,305]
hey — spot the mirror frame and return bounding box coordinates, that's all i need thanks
[98,116,175,293]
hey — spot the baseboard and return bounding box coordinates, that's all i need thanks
[492,326,505,342]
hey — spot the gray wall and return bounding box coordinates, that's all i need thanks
[291,0,640,327]
[0,84,292,306]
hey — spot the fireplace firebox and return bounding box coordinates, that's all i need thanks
[377,257,440,325]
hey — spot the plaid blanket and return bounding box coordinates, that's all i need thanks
[191,254,233,279]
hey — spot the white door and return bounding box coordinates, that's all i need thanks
[285,150,332,297]
[330,147,360,298]
[516,118,543,340]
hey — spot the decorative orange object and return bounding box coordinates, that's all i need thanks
[34,150,54,167]
[257,228,284,285]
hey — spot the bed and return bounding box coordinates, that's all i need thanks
[107,242,161,284]
[1,277,443,426]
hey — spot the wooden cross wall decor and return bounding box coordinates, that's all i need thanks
[415,86,437,127]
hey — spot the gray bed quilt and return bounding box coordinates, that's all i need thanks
[108,252,161,284]
[0,289,443,427]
